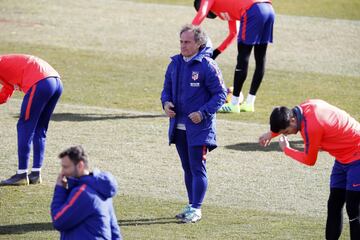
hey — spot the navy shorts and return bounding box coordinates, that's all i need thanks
[238,2,275,45]
[330,159,360,191]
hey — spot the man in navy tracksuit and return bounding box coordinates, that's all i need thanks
[51,146,122,239]
[161,24,227,223]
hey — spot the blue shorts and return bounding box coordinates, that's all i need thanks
[330,159,360,191]
[238,2,275,45]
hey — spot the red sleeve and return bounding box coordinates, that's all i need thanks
[271,131,279,138]
[216,20,237,52]
[192,0,215,25]
[284,120,323,166]
[0,84,14,104]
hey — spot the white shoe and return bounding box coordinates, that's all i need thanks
[175,204,191,219]
[181,207,202,223]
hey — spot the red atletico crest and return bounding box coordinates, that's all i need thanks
[192,71,199,81]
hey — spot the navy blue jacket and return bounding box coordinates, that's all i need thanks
[51,170,122,240]
[161,46,227,151]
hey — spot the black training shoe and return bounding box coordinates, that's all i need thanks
[28,172,42,184]
[0,173,29,186]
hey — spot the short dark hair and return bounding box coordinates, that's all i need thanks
[193,0,217,19]
[59,145,88,167]
[269,106,293,133]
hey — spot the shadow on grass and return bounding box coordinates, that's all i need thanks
[0,222,54,235]
[119,217,182,226]
[225,140,304,152]
[13,112,165,122]
[0,218,181,235]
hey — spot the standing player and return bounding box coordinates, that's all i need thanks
[161,24,226,223]
[192,0,275,113]
[0,54,63,186]
[259,99,360,239]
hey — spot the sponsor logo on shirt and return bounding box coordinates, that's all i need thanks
[190,82,200,87]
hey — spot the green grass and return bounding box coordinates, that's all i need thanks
[129,0,360,20]
[0,0,359,239]
[1,41,358,124]
[1,185,343,239]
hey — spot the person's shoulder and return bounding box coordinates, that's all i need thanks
[68,182,95,197]
[201,56,220,70]
[170,53,182,62]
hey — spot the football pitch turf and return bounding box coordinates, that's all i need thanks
[0,0,359,239]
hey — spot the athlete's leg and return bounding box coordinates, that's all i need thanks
[249,44,268,95]
[188,145,207,209]
[326,188,346,240]
[346,191,360,239]
[237,2,274,108]
[232,43,253,99]
[345,160,360,239]
[17,83,51,171]
[175,129,193,205]
[32,77,63,169]
[326,160,347,239]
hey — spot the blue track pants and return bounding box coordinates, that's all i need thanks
[17,77,63,170]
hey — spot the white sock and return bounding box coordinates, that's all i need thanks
[17,169,28,174]
[192,208,202,215]
[231,96,240,105]
[246,94,256,105]
[231,92,244,105]
[31,168,41,172]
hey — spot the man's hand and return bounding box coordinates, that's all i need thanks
[164,102,176,118]
[56,173,68,188]
[279,135,290,151]
[188,111,202,124]
[211,48,221,60]
[259,131,272,147]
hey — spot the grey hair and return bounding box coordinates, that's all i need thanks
[180,24,208,46]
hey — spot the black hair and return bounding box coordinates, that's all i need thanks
[269,106,293,133]
[194,0,217,19]
[59,145,88,167]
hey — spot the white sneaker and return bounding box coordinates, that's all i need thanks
[181,207,202,223]
[175,204,191,219]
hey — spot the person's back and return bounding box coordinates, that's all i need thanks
[0,54,60,93]
[300,99,360,163]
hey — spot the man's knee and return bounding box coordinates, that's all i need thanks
[346,191,360,220]
[328,188,346,211]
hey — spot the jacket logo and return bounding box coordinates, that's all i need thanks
[192,71,199,81]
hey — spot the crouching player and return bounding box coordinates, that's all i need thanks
[161,24,227,223]
[51,146,122,239]
[259,99,360,239]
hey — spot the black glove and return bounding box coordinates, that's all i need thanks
[211,48,221,60]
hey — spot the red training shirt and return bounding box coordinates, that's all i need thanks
[0,54,60,104]
[275,99,360,166]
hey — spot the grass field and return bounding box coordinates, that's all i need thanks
[0,0,359,239]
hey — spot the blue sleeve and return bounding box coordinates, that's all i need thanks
[51,184,94,231]
[198,59,227,119]
[110,199,122,240]
[160,61,174,108]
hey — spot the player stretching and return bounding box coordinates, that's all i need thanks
[0,54,63,186]
[259,99,360,239]
[192,0,275,113]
